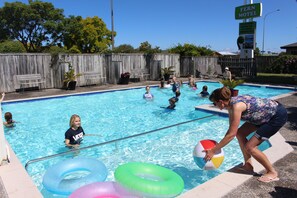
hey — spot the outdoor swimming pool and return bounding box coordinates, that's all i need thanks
[2,81,294,197]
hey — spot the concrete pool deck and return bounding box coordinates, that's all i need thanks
[0,80,297,197]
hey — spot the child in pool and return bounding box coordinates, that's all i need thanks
[166,98,176,109]
[170,90,181,102]
[164,80,171,88]
[159,78,165,88]
[65,114,85,148]
[172,76,180,93]
[143,85,154,99]
[3,112,16,127]
[200,85,210,97]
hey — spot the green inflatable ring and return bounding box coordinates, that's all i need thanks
[114,162,184,197]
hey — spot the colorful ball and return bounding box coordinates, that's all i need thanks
[193,139,224,170]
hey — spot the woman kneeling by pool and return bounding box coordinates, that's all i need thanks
[205,87,287,183]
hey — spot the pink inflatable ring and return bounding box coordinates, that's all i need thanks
[69,181,138,198]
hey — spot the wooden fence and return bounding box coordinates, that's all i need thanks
[0,53,275,93]
[218,57,256,77]
[0,53,181,92]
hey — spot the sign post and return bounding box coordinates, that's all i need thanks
[235,2,262,58]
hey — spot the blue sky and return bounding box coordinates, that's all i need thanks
[1,0,296,52]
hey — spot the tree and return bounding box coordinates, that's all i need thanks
[168,43,214,56]
[61,16,83,52]
[113,44,135,53]
[62,16,113,53]
[0,1,64,52]
[137,41,162,54]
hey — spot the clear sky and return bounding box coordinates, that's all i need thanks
[1,0,297,53]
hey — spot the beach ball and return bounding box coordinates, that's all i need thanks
[193,139,224,170]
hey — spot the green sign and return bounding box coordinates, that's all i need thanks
[239,22,256,35]
[235,3,262,20]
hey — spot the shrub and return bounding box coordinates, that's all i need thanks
[0,40,26,53]
[43,46,68,53]
[68,46,81,53]
[271,55,297,74]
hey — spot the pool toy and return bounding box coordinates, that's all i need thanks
[115,162,184,198]
[69,181,139,198]
[42,157,107,195]
[193,139,224,170]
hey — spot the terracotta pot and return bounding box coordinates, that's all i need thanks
[231,89,239,97]
[119,77,130,84]
[164,74,170,81]
[67,81,77,90]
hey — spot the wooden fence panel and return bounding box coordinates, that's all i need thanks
[153,54,180,80]
[0,53,52,92]
[255,56,278,73]
[218,57,256,77]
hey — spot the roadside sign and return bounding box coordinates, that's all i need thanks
[235,3,262,20]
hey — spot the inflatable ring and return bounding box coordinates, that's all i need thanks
[69,181,138,198]
[42,157,107,195]
[115,162,184,197]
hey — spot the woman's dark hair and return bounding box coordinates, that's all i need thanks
[209,87,231,102]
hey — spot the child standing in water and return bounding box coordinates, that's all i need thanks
[200,85,210,97]
[65,114,85,148]
[143,85,154,100]
[3,112,16,127]
[166,98,176,109]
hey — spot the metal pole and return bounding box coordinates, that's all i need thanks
[110,0,114,50]
[261,9,280,54]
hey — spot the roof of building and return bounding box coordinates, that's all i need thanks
[280,42,297,49]
[216,51,238,56]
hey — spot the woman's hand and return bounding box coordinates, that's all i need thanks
[204,148,215,161]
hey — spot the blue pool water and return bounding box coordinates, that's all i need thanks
[2,82,294,197]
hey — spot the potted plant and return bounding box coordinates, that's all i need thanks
[63,62,82,90]
[119,72,130,84]
[161,66,175,81]
[219,79,244,96]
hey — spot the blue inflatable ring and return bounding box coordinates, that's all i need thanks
[42,157,107,196]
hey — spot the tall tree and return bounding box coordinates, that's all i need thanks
[0,1,64,52]
[62,15,83,51]
[62,16,112,53]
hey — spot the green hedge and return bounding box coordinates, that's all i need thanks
[246,75,297,85]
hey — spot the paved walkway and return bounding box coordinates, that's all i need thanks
[1,80,297,198]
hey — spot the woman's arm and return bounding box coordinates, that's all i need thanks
[205,102,245,159]
[0,92,5,102]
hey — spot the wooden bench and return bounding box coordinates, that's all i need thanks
[131,68,150,81]
[14,74,45,92]
[83,72,106,86]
